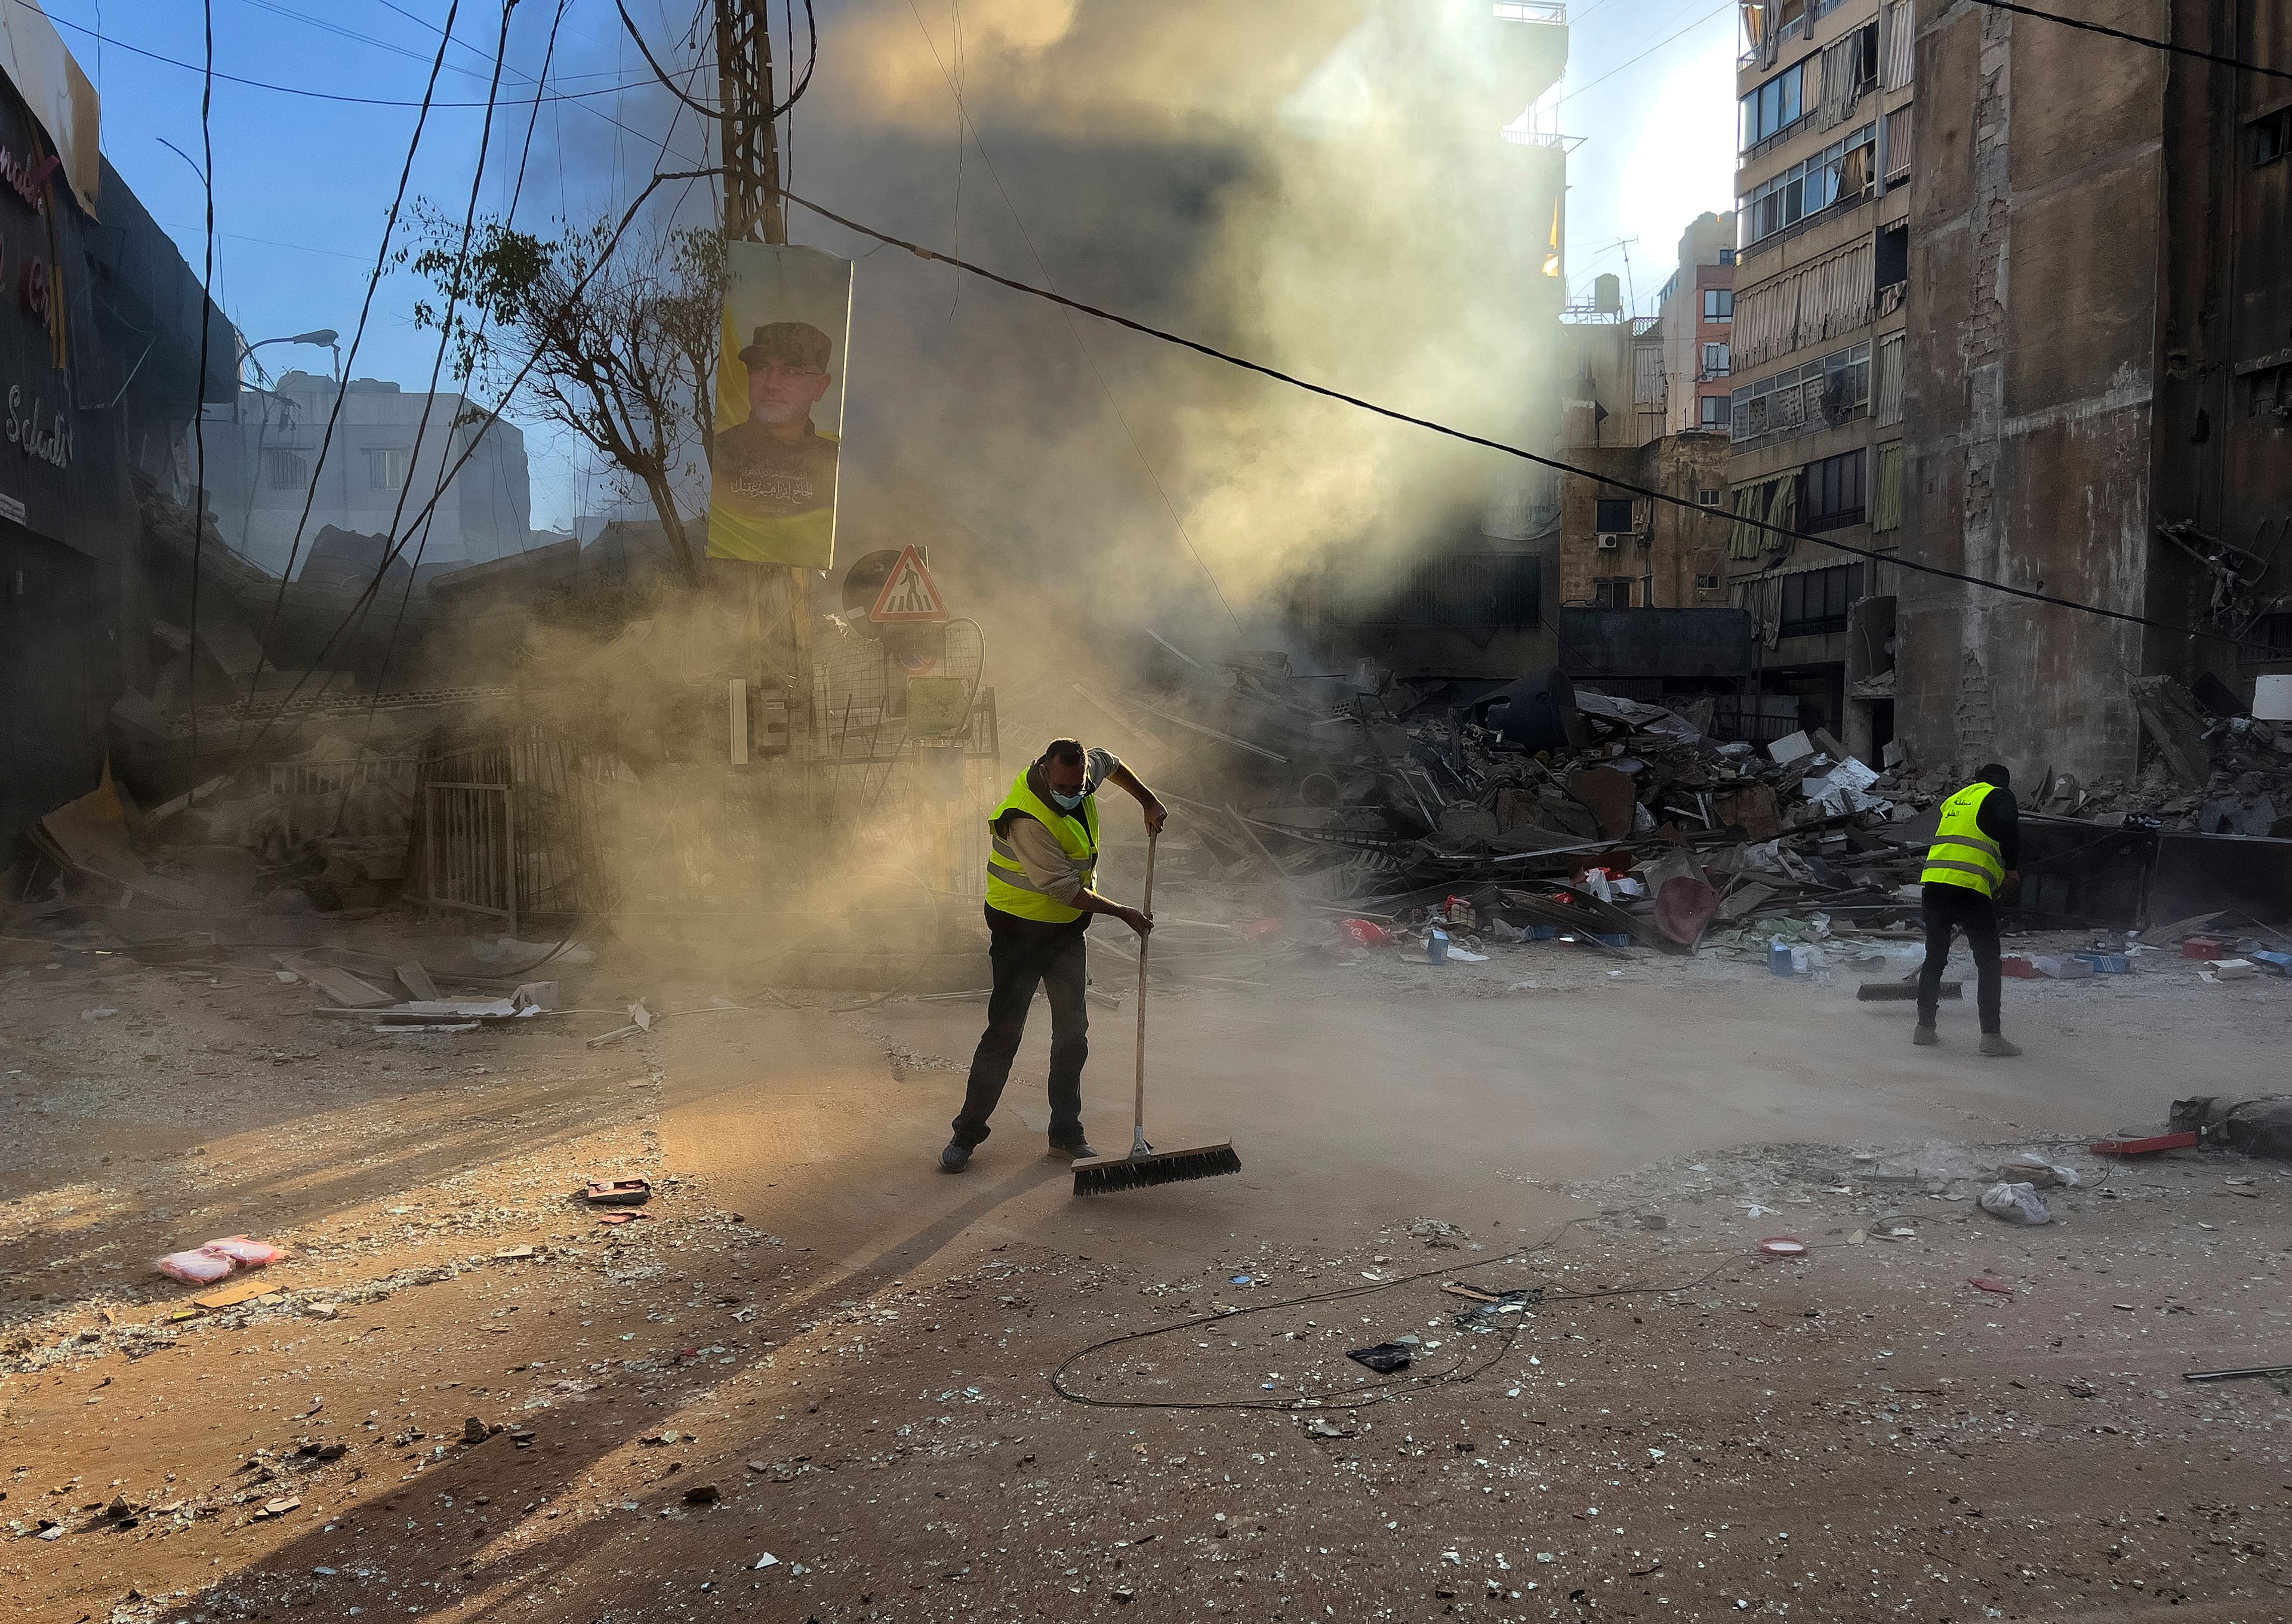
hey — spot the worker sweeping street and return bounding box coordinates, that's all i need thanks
[1915,763,2022,1056]
[941,739,1166,1172]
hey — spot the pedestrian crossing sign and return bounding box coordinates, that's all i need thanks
[867,544,950,623]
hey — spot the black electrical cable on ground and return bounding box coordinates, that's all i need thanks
[775,190,2245,652]
[1049,1218,1747,1415]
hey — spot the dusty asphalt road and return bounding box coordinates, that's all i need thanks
[2,925,2288,1623]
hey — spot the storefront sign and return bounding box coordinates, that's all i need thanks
[0,144,55,211]
[8,384,70,468]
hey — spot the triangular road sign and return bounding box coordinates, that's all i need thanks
[868,544,950,623]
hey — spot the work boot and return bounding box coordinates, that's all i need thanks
[1046,1139,1099,1161]
[1912,1021,1938,1046]
[939,1139,973,1173]
[1979,1033,2023,1058]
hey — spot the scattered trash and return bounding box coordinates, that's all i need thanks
[1977,1181,2053,1225]
[583,1179,653,1206]
[1967,1276,2016,1296]
[1303,1417,1358,1438]
[2091,1129,2200,1155]
[1427,929,1451,964]
[1341,919,1394,948]
[155,1234,284,1284]
[598,1210,653,1227]
[1348,1343,1414,1374]
[754,1554,780,1570]
[1756,1237,1807,1258]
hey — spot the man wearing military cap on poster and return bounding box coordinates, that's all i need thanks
[708,319,841,566]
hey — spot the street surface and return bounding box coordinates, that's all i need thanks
[3,927,2288,1622]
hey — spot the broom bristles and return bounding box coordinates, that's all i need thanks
[1072,1144,1241,1196]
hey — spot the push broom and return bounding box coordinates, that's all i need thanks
[1071,831,1242,1196]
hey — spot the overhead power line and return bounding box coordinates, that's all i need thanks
[16,0,691,107]
[239,0,468,720]
[1968,0,2292,84]
[778,188,2239,649]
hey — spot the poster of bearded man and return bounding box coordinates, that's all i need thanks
[707,241,854,570]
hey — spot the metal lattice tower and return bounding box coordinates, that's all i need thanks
[714,0,784,245]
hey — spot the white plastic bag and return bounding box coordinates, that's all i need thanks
[156,1249,235,1285]
[1977,1181,2051,1226]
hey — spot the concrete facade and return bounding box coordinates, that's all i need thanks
[1556,434,1733,611]
[202,371,534,580]
[1894,0,2292,783]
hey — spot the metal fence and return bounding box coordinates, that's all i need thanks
[408,727,600,925]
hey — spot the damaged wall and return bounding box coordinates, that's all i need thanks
[1897,0,2160,784]
[1896,0,2282,787]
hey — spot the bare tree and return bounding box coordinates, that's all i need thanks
[409,208,723,587]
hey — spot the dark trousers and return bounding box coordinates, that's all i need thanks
[1918,881,2002,1034]
[951,910,1090,1149]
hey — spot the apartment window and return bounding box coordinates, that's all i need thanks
[1695,571,1723,591]
[1703,287,1734,322]
[1779,562,1863,637]
[1592,577,1636,609]
[1740,123,1876,247]
[1698,487,1724,506]
[1720,246,1737,265]
[1594,497,1635,534]
[2257,106,2291,167]
[1729,340,1871,443]
[368,447,409,491]
[1702,341,1732,377]
[1701,396,1733,429]
[264,449,308,490]
[1875,223,1908,292]
[1802,449,1866,532]
[1740,58,1810,150]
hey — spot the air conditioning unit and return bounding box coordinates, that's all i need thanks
[1595,532,1623,550]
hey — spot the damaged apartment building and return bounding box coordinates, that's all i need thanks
[1723,0,2292,787]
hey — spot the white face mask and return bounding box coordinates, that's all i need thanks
[1049,789,1084,812]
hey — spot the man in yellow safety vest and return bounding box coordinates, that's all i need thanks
[941,738,1166,1173]
[1915,763,2022,1055]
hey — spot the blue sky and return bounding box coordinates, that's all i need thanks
[47,0,1739,535]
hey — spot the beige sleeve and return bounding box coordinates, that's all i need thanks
[1006,815,1085,905]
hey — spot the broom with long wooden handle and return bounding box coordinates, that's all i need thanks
[1071,831,1242,1195]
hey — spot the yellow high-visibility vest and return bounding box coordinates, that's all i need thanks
[984,769,1099,924]
[1922,782,2004,896]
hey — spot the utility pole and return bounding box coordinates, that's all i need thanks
[714,0,784,246]
[713,0,811,739]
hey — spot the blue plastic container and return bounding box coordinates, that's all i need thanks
[1769,937,1795,976]
[1427,929,1451,964]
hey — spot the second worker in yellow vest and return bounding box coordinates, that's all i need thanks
[942,738,1167,1174]
[1914,763,2023,1056]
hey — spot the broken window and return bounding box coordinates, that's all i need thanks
[2242,611,2292,661]
[1780,563,1863,637]
[2256,106,2291,167]
[1592,577,1637,609]
[1875,223,1908,293]
[2249,361,2291,420]
[1729,340,1869,445]
[1802,449,1866,532]
[1696,571,1723,591]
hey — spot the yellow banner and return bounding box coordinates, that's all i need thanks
[707,242,853,570]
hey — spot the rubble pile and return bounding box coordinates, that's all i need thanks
[1094,646,1946,962]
